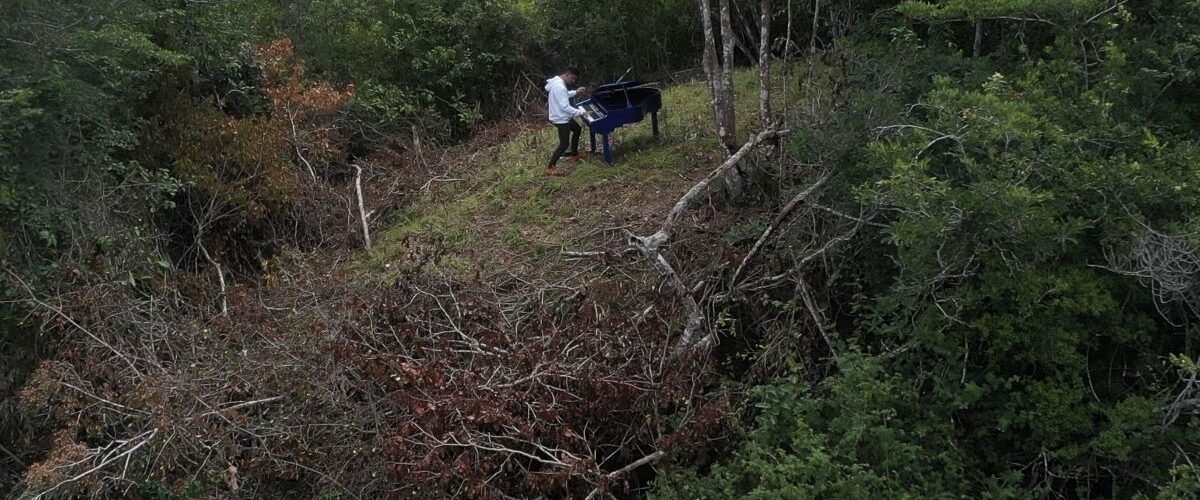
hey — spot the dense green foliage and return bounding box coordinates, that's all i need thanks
[5,0,1200,497]
[0,0,700,276]
[655,353,968,498]
[0,1,702,492]
[656,0,1200,497]
[282,0,698,139]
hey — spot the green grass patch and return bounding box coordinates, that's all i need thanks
[361,66,806,278]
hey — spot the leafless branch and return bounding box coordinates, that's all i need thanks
[5,269,143,377]
[731,172,831,284]
[354,164,372,251]
[627,129,790,347]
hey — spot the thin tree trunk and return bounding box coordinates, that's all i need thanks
[785,0,794,56]
[717,0,744,197]
[697,0,728,152]
[759,0,772,127]
[809,0,820,53]
[718,0,737,153]
[973,19,983,57]
[628,128,791,349]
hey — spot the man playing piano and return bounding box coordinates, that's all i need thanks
[544,67,588,176]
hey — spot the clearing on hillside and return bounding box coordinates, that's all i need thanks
[360,67,804,283]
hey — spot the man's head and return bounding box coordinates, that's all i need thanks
[561,67,579,85]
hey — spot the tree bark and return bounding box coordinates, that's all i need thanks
[697,0,727,152]
[198,243,228,316]
[731,172,830,285]
[785,0,794,57]
[354,164,371,251]
[718,0,738,153]
[759,0,772,127]
[628,128,789,348]
[697,0,739,155]
[973,19,984,57]
[809,0,820,53]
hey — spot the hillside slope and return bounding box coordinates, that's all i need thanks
[359,68,798,282]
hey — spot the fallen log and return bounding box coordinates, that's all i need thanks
[627,128,790,348]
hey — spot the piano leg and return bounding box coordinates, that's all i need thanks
[590,132,597,154]
[602,134,613,165]
[652,111,660,137]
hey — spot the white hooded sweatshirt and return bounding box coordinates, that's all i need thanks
[545,76,584,124]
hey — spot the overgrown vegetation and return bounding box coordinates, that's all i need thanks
[4,0,1200,498]
[656,0,1200,497]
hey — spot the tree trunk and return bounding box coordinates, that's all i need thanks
[628,128,791,349]
[809,0,820,53]
[973,19,984,57]
[785,0,794,56]
[759,0,772,127]
[697,0,728,151]
[718,0,738,154]
[699,0,744,196]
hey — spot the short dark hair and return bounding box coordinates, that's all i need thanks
[563,66,580,76]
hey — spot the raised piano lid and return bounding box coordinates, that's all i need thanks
[592,81,661,94]
[593,80,640,93]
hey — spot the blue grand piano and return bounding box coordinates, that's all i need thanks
[575,81,662,164]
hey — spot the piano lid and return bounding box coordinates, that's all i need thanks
[592,81,660,94]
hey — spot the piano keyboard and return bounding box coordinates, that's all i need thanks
[582,103,606,123]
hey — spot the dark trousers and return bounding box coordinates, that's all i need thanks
[549,121,582,167]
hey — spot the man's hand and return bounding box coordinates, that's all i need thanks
[576,86,587,94]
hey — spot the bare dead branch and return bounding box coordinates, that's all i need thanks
[630,128,792,255]
[198,242,228,316]
[354,164,372,251]
[584,450,666,500]
[5,269,143,377]
[738,221,863,292]
[797,277,836,355]
[731,172,831,285]
[30,428,159,500]
[627,129,789,347]
[187,395,285,421]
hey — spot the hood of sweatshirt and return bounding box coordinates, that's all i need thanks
[545,76,562,91]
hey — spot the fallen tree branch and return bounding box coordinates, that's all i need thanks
[188,395,285,421]
[731,172,831,285]
[607,450,665,478]
[630,128,791,255]
[5,269,143,377]
[627,128,790,348]
[737,220,864,292]
[797,277,836,356]
[562,250,609,259]
[810,202,888,228]
[354,164,372,251]
[30,428,159,500]
[645,248,706,347]
[584,450,666,500]
[198,242,228,316]
[288,109,317,181]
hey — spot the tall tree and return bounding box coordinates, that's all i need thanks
[717,0,738,152]
[697,0,738,155]
[759,0,772,126]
